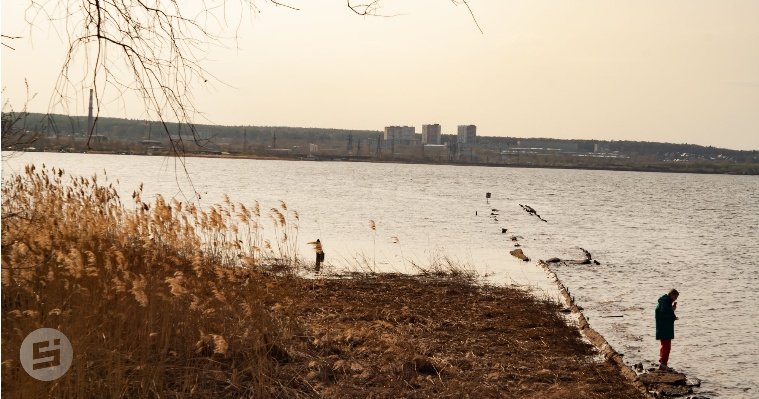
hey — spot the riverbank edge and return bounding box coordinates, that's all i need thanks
[537,260,655,398]
[18,149,758,176]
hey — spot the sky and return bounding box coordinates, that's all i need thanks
[2,0,758,150]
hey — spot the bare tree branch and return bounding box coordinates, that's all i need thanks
[1,34,22,50]
[452,0,483,34]
[348,0,381,16]
[2,79,40,156]
[270,1,300,11]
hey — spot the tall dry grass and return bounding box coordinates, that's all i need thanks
[1,165,298,397]
[407,252,477,280]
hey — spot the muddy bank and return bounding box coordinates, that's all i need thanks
[267,273,648,398]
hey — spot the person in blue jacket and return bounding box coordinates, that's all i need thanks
[655,288,679,371]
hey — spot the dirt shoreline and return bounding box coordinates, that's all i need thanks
[266,272,649,398]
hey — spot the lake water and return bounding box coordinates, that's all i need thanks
[3,152,758,398]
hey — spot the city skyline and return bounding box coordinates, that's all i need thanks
[2,1,758,151]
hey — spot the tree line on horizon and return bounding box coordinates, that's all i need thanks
[4,112,757,161]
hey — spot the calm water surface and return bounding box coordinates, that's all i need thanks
[4,152,758,398]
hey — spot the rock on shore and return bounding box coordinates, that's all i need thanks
[510,248,530,261]
[639,370,701,397]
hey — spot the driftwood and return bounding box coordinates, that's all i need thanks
[519,204,548,222]
[573,247,600,265]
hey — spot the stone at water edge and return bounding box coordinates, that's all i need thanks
[639,371,688,386]
[639,371,695,398]
[546,257,561,263]
[509,249,530,262]
[686,376,701,387]
[656,384,693,397]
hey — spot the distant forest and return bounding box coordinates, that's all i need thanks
[8,113,380,143]
[4,113,758,161]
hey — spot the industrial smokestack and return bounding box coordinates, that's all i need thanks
[87,89,94,135]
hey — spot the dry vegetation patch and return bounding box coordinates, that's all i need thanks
[270,274,647,399]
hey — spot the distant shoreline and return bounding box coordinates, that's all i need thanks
[12,149,758,176]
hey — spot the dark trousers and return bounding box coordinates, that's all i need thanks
[315,251,324,272]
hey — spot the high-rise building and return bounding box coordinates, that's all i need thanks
[384,126,416,143]
[421,124,441,145]
[457,125,476,144]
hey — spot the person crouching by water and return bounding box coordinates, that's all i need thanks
[655,288,679,371]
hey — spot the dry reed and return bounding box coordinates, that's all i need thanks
[1,165,298,398]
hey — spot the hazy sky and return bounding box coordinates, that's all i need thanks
[2,1,758,150]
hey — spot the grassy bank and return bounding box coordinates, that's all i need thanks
[2,166,646,398]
